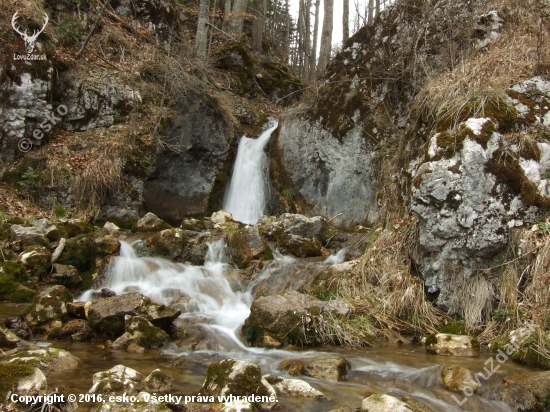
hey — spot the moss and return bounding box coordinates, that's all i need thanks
[517,138,541,161]
[483,96,521,133]
[436,131,466,158]
[457,119,496,149]
[57,220,94,238]
[9,284,36,303]
[1,261,29,282]
[0,362,37,400]
[425,333,438,348]
[439,319,467,335]
[263,244,274,261]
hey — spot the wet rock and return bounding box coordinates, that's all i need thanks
[19,246,51,277]
[57,219,95,238]
[89,365,145,396]
[60,319,94,341]
[0,261,35,303]
[59,228,119,272]
[126,342,145,353]
[5,317,31,340]
[499,371,550,412]
[0,325,20,347]
[425,333,480,357]
[144,369,173,393]
[263,374,324,398]
[135,213,171,232]
[149,228,184,257]
[441,365,478,393]
[166,356,187,369]
[112,315,169,349]
[0,363,47,400]
[278,354,351,382]
[10,224,50,248]
[361,394,413,412]
[181,217,205,231]
[87,292,180,338]
[67,301,87,319]
[211,210,236,228]
[201,359,277,409]
[227,225,266,268]
[4,348,79,377]
[50,263,82,289]
[400,396,434,412]
[243,290,351,346]
[23,285,73,331]
[101,288,117,298]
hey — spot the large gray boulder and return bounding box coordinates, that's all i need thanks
[243,290,350,346]
[10,225,50,248]
[425,333,480,357]
[135,213,171,232]
[143,93,237,222]
[87,292,180,338]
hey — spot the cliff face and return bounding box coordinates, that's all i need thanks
[276,0,550,307]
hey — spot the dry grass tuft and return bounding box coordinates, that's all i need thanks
[72,155,123,208]
[415,0,550,130]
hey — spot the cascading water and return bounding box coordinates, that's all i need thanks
[223,119,279,224]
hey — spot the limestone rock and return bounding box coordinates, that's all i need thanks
[23,285,73,330]
[87,292,180,338]
[361,394,412,412]
[201,359,277,410]
[211,210,235,228]
[259,213,328,241]
[227,225,266,268]
[278,354,350,382]
[50,263,82,289]
[263,374,324,398]
[19,247,52,277]
[10,224,50,248]
[59,228,119,272]
[143,369,173,393]
[67,301,88,319]
[112,315,169,349]
[441,365,478,392]
[499,371,550,412]
[4,348,79,377]
[243,290,350,346]
[425,333,480,357]
[89,365,145,396]
[135,213,171,232]
[0,364,47,401]
[0,326,20,347]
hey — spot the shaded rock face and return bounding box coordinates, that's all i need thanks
[499,371,550,412]
[87,292,180,338]
[243,290,350,346]
[278,354,351,382]
[143,94,236,222]
[112,0,183,36]
[425,333,480,357]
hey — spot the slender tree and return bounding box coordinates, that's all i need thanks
[309,0,321,82]
[318,0,333,74]
[368,0,374,23]
[195,0,210,59]
[252,0,265,52]
[343,0,349,43]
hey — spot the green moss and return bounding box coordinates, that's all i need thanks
[425,333,438,348]
[9,284,36,303]
[436,131,466,158]
[0,362,36,400]
[1,261,28,282]
[483,96,521,132]
[263,244,274,261]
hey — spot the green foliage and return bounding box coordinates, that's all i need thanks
[533,219,550,236]
[53,204,67,218]
[18,167,42,192]
[281,188,295,198]
[53,16,87,46]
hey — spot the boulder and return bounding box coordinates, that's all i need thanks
[149,228,211,264]
[89,365,145,396]
[23,285,73,330]
[3,348,79,377]
[278,354,350,382]
[425,333,480,357]
[50,263,83,289]
[112,315,169,349]
[57,219,94,238]
[263,374,324,398]
[103,221,121,232]
[0,262,35,303]
[0,363,47,400]
[87,292,180,338]
[31,218,60,241]
[361,394,413,412]
[60,319,94,341]
[499,371,550,412]
[18,246,51,277]
[211,210,235,228]
[201,359,277,410]
[10,224,50,247]
[441,365,478,393]
[243,290,351,346]
[143,369,173,393]
[5,316,32,340]
[0,326,20,347]
[67,301,87,319]
[59,228,119,272]
[227,225,266,268]
[135,213,171,232]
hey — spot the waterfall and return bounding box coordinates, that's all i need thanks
[223,119,279,224]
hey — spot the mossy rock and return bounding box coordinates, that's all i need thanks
[4,348,79,377]
[125,315,169,349]
[0,261,29,282]
[202,359,270,399]
[0,362,45,401]
[501,371,550,412]
[19,246,51,277]
[22,285,73,327]
[0,271,35,303]
[57,220,94,238]
[59,228,119,271]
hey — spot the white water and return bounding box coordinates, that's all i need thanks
[223,119,279,224]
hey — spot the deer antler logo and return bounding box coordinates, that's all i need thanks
[12,11,49,54]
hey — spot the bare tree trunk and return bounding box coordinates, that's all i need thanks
[375,0,380,19]
[368,0,374,23]
[252,0,265,52]
[318,0,333,74]
[223,0,232,31]
[309,0,320,82]
[232,0,248,36]
[285,0,291,54]
[343,0,349,43]
[301,0,312,81]
[195,0,210,59]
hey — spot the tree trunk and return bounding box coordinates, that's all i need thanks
[318,0,333,74]
[223,0,232,31]
[231,0,248,36]
[309,0,320,82]
[195,0,210,59]
[285,0,291,53]
[252,0,265,52]
[368,0,374,23]
[343,0,349,43]
[376,0,380,19]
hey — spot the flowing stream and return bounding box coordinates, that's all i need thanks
[223,119,279,224]
[72,240,534,412]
